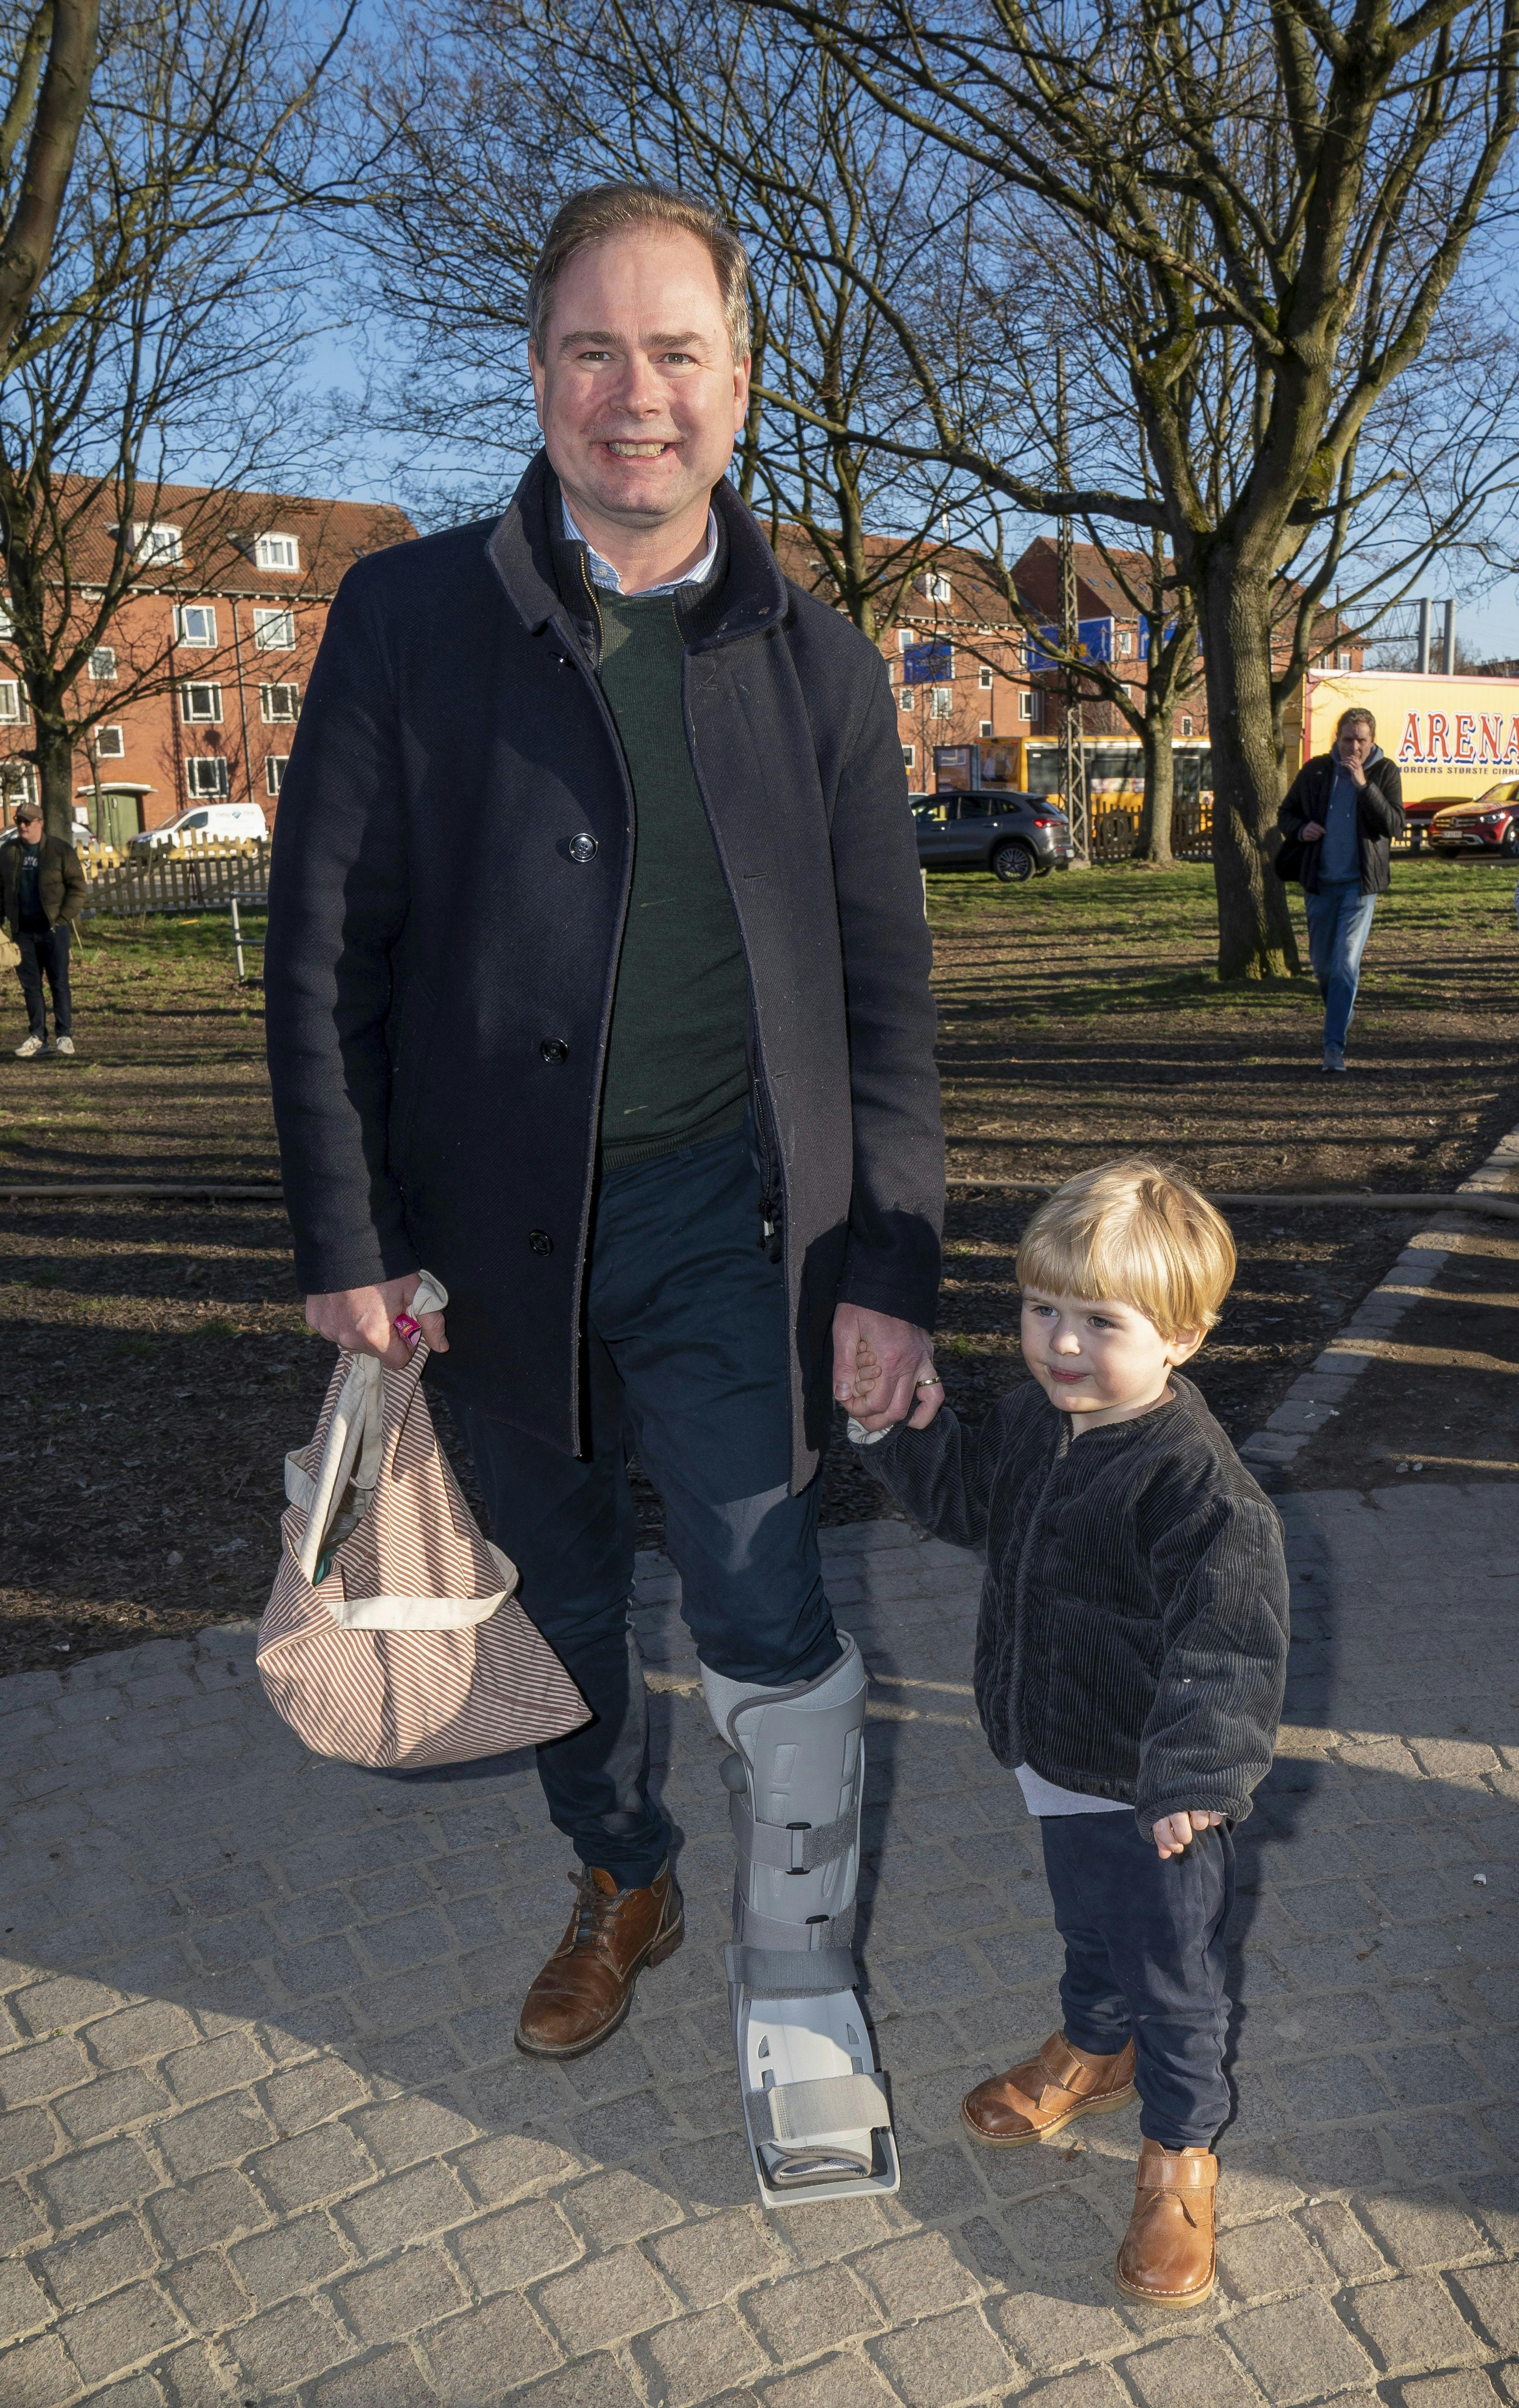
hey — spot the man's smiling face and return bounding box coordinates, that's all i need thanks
[530,227,749,542]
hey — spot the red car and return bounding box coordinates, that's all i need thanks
[1403,791,1475,853]
[1428,780,1519,859]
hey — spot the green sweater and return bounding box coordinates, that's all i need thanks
[596,593,750,1166]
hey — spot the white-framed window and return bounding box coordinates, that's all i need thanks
[265,755,288,795]
[0,759,35,804]
[133,521,183,565]
[180,682,223,724]
[253,607,295,651]
[1121,684,1133,701]
[926,572,952,605]
[979,665,994,690]
[93,725,125,758]
[901,745,915,769]
[1335,652,1351,671]
[255,533,300,572]
[185,755,230,797]
[88,647,117,682]
[930,686,952,719]
[260,682,300,723]
[1019,690,1035,722]
[899,687,914,713]
[1118,629,1133,658]
[1181,715,1194,737]
[175,605,216,646]
[0,679,23,723]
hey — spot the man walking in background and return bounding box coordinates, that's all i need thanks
[1279,706,1404,1073]
[2,797,85,1057]
[264,182,944,2205]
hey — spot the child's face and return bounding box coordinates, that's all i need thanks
[1020,1288,1202,1432]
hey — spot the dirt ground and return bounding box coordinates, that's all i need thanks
[3,857,1516,1676]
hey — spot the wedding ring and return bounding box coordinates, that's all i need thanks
[915,1373,943,1389]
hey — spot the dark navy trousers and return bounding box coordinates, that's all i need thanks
[453,1126,838,1890]
[1040,1810,1235,2149]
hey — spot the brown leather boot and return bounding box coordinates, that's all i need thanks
[961,2032,1136,2146]
[514,1863,683,2060]
[1115,2139,1218,2307]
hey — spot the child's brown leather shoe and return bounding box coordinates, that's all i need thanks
[1115,2139,1218,2305]
[961,2032,1136,2146]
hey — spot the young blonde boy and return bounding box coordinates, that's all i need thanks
[850,1160,1289,2306]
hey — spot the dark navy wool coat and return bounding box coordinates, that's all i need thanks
[263,455,944,1487]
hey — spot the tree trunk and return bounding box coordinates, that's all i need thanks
[1136,712,1174,864]
[35,709,73,840]
[1198,558,1300,979]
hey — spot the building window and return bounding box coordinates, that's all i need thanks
[253,607,295,650]
[88,647,116,681]
[1181,715,1194,737]
[1121,684,1133,701]
[93,725,125,758]
[930,686,952,719]
[133,521,183,564]
[926,572,952,604]
[180,683,223,724]
[899,687,914,713]
[255,533,300,572]
[175,604,216,646]
[260,682,300,723]
[185,756,230,797]
[0,605,12,637]
[0,680,24,722]
[1019,691,1035,722]
[901,745,915,769]
[1335,652,1351,671]
[266,755,288,795]
[0,760,35,805]
[979,719,993,738]
[979,665,994,690]
[1118,629,1133,657]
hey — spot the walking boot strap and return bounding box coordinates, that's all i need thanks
[1137,2148,1218,2192]
[1033,2035,1115,2105]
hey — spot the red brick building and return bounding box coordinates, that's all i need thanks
[0,483,415,845]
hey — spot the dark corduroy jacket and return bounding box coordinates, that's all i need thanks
[263,454,943,1487]
[1,834,86,935]
[854,1374,1289,1834]
[1279,747,1404,895]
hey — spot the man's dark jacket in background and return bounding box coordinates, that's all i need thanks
[1278,747,1404,895]
[0,834,86,936]
[263,454,944,1487]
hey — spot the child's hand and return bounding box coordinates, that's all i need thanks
[1152,1809,1225,1859]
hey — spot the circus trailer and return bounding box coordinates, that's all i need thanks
[1292,666,1519,844]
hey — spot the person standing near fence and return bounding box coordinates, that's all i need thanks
[1,799,85,1058]
[1278,707,1404,1074]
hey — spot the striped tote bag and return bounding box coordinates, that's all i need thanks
[257,1277,587,1770]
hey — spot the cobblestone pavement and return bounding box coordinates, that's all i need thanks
[3,1474,1519,2408]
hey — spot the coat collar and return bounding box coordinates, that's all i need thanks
[485,450,790,654]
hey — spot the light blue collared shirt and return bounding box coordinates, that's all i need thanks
[561,498,719,596]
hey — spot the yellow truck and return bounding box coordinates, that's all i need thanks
[1293,666,1519,854]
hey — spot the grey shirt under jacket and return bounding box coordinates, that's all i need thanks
[1279,745,1404,895]
[854,1374,1289,1835]
[262,453,944,1487]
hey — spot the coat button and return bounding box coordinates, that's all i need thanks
[568,832,598,862]
[528,1230,553,1256]
[539,1036,569,1063]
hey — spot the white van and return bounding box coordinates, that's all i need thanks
[129,803,268,854]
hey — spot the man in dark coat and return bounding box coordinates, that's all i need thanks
[2,799,86,1057]
[263,183,945,2151]
[1278,706,1404,1072]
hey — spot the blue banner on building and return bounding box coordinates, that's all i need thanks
[902,639,954,685]
[1026,617,1114,673]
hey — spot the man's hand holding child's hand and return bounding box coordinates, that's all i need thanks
[1152,1809,1226,1859]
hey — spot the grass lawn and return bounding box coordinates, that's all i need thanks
[2,858,1516,1672]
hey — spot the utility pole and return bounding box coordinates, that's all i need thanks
[1056,348,1089,866]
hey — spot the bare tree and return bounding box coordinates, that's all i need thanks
[746,0,1519,977]
[0,0,99,363]
[0,0,354,836]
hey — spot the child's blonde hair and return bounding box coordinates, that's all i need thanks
[1016,1159,1236,1341]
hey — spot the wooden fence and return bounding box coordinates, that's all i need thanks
[81,835,270,918]
[1088,792,1214,863]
